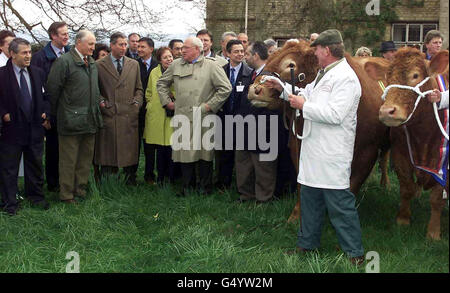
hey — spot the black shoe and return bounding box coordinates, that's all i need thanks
[47,186,60,192]
[2,207,18,216]
[31,200,50,210]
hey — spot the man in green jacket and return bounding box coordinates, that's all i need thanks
[47,30,103,203]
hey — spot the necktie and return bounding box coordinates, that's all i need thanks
[251,71,257,82]
[230,68,236,87]
[314,69,325,88]
[20,69,32,118]
[83,56,88,67]
[229,68,236,112]
[116,59,122,75]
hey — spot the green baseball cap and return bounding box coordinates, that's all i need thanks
[310,29,343,47]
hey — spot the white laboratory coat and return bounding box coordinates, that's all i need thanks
[282,59,361,189]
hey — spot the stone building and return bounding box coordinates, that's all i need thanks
[205,0,449,55]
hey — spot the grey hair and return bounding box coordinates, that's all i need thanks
[186,36,204,52]
[76,30,95,43]
[221,31,237,42]
[264,38,277,48]
[8,38,30,54]
[355,46,372,57]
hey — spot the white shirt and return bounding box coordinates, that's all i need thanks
[255,64,266,76]
[282,59,362,189]
[0,52,9,67]
[143,57,152,72]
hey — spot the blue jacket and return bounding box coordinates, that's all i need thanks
[31,42,71,81]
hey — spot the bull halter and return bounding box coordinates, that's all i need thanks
[381,76,449,140]
[259,75,311,140]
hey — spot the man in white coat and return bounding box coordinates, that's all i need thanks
[266,29,364,265]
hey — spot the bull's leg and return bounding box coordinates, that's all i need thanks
[394,164,420,226]
[287,184,301,224]
[379,149,391,189]
[427,185,445,240]
[349,145,379,195]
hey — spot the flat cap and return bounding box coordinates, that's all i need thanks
[310,29,343,47]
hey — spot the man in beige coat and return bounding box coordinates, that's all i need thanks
[157,36,232,196]
[95,32,144,185]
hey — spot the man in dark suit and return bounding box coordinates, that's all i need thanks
[31,21,70,192]
[132,37,158,184]
[0,38,50,215]
[235,41,280,203]
[125,33,140,60]
[216,39,253,190]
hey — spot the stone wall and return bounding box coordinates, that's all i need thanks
[206,0,448,52]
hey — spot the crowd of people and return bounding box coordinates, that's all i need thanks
[0,23,448,266]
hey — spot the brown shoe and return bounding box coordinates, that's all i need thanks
[146,179,156,186]
[349,256,365,266]
[61,199,77,204]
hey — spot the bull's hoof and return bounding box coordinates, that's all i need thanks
[426,231,441,241]
[396,216,410,226]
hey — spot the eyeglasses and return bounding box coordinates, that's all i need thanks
[181,46,194,50]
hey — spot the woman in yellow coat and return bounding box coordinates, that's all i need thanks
[143,47,175,184]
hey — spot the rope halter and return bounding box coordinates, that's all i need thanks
[381,76,448,140]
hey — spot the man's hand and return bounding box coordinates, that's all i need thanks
[204,103,211,112]
[166,102,175,111]
[100,101,106,108]
[263,77,283,92]
[42,113,51,130]
[427,89,442,103]
[3,113,10,122]
[288,94,306,110]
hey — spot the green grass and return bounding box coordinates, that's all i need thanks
[0,159,448,273]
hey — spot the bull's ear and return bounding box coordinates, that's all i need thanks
[429,50,449,75]
[364,59,389,81]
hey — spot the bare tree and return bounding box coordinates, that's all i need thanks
[0,0,174,42]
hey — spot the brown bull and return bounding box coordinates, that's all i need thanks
[247,39,391,223]
[372,47,449,240]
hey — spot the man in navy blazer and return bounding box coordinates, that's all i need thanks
[31,21,70,192]
[0,38,50,215]
[216,39,253,190]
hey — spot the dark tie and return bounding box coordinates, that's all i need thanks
[20,69,32,118]
[116,59,122,75]
[83,56,88,67]
[229,68,236,112]
[230,68,236,87]
[314,69,325,88]
[251,71,257,82]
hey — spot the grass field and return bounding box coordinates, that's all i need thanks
[0,158,448,273]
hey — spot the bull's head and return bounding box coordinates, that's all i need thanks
[367,47,448,127]
[247,39,319,110]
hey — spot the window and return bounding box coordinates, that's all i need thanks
[392,23,438,52]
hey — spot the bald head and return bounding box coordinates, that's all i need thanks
[182,37,202,63]
[237,33,249,50]
[75,30,96,56]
